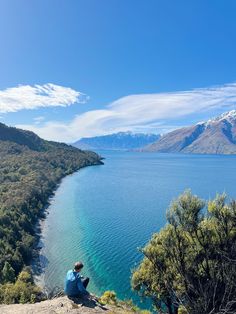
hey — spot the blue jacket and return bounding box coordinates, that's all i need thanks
[64,270,87,296]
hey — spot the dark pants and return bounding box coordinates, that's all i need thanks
[82,277,89,289]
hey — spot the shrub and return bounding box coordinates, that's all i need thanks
[132,191,236,314]
[99,290,117,305]
[0,269,41,304]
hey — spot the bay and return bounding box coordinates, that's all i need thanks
[34,152,236,304]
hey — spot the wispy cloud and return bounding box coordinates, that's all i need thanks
[0,83,86,113]
[16,83,236,142]
[33,116,45,125]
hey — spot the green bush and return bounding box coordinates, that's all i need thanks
[132,191,236,314]
[2,262,15,284]
[99,290,117,305]
[0,270,41,304]
[178,305,188,314]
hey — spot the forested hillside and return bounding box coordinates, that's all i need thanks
[0,123,102,303]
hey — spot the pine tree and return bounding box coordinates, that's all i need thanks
[2,261,15,283]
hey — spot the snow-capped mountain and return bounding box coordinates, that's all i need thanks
[73,132,160,151]
[142,110,236,154]
[205,110,236,124]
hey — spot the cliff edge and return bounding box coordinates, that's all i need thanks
[0,295,148,314]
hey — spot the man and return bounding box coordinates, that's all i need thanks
[64,261,90,297]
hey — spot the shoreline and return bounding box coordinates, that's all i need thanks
[30,160,104,291]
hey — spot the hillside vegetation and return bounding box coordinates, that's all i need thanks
[132,191,236,314]
[0,123,102,303]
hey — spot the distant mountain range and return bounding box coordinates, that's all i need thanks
[73,132,160,151]
[142,110,236,154]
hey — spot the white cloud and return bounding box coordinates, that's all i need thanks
[16,83,236,142]
[0,83,86,113]
[33,116,45,125]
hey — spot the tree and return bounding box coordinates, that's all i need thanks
[0,269,41,304]
[2,262,15,284]
[132,191,236,314]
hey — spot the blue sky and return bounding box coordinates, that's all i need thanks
[0,0,236,141]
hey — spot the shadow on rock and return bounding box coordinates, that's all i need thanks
[68,295,108,311]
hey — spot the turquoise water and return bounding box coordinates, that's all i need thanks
[35,152,236,303]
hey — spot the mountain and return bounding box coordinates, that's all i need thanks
[0,122,102,157]
[0,122,45,151]
[73,132,160,151]
[142,110,236,154]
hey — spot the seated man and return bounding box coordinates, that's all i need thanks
[64,261,90,297]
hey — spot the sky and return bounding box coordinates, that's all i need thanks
[0,0,236,142]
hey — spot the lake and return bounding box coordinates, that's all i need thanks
[34,151,236,304]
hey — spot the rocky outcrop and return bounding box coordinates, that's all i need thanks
[0,295,146,314]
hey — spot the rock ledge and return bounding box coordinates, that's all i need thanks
[0,295,130,314]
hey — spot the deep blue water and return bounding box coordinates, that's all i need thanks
[35,152,236,304]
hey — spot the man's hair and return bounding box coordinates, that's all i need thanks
[74,261,84,271]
